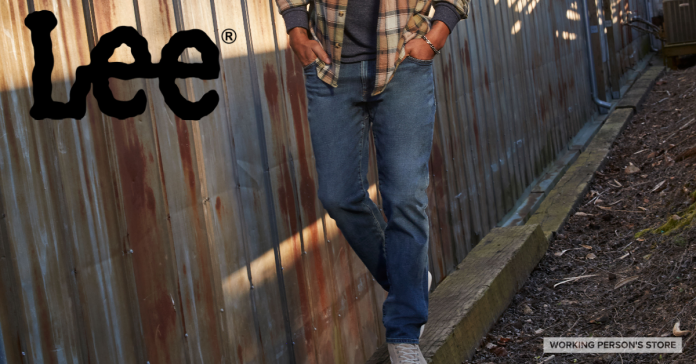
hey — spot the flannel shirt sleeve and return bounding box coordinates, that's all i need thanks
[275,0,311,33]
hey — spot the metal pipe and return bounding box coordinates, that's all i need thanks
[582,0,613,113]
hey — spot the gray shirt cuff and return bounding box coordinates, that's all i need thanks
[432,3,461,33]
[281,8,309,33]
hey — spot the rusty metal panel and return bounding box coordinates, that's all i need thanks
[504,0,535,199]
[213,0,294,362]
[173,1,268,363]
[0,0,652,362]
[450,27,486,249]
[432,45,472,267]
[489,0,527,207]
[503,0,534,192]
[0,1,90,363]
[240,0,321,363]
[87,1,190,363]
[462,8,498,234]
[430,114,458,274]
[134,0,228,362]
[478,0,515,217]
[270,8,337,364]
[31,1,143,363]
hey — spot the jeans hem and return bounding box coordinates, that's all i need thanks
[386,338,419,344]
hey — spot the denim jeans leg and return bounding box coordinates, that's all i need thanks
[303,61,390,291]
[369,57,436,344]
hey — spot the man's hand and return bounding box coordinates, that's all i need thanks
[404,21,449,61]
[289,27,331,67]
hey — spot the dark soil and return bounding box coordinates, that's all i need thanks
[467,63,696,363]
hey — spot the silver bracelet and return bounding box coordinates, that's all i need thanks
[422,35,440,55]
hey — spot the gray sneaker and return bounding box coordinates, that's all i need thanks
[388,343,427,364]
[419,271,432,338]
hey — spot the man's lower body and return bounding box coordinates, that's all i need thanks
[303,56,436,345]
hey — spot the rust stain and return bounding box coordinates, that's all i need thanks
[31,251,58,363]
[153,290,178,342]
[283,50,328,307]
[94,1,114,35]
[263,64,283,132]
[283,51,334,361]
[175,117,198,205]
[174,116,222,362]
[443,55,454,96]
[278,148,315,347]
[152,122,169,207]
[215,196,222,219]
[430,140,453,262]
[332,238,358,349]
[156,0,174,34]
[484,69,490,92]
[111,119,179,364]
[284,48,309,129]
[461,44,482,148]
[428,163,445,276]
[265,59,321,359]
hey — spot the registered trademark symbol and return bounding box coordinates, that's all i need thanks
[222,29,236,44]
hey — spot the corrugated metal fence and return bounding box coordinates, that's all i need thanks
[0,0,648,363]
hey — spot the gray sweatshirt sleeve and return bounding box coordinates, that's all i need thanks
[432,3,462,33]
[281,7,309,33]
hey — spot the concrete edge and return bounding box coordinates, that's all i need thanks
[616,63,666,112]
[527,64,665,241]
[426,225,547,363]
[365,225,547,364]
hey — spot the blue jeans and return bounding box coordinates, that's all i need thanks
[303,57,435,344]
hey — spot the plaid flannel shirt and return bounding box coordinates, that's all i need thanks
[275,0,470,96]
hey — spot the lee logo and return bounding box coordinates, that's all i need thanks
[25,11,220,121]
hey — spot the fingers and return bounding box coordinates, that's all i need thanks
[310,41,331,64]
[405,39,435,60]
[404,41,413,56]
[290,43,313,66]
[298,47,311,65]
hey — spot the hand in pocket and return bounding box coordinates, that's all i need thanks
[289,27,331,67]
